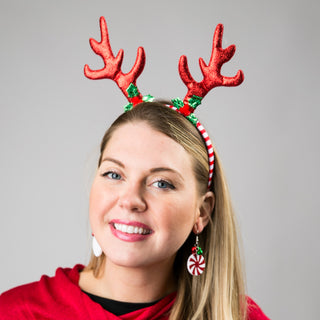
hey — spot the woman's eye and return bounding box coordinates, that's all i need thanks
[103,171,121,180]
[153,180,175,190]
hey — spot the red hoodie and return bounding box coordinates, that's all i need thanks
[0,265,269,319]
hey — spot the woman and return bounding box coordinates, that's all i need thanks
[0,103,269,319]
[80,102,269,320]
[0,18,269,319]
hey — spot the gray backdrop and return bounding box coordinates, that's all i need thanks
[0,0,319,319]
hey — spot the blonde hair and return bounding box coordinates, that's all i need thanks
[85,102,247,320]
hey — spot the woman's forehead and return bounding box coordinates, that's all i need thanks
[101,122,193,171]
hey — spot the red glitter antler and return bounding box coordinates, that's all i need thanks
[84,17,146,105]
[177,24,244,116]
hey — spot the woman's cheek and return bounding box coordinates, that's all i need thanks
[89,183,104,220]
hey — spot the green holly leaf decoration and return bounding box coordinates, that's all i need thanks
[142,94,154,102]
[186,114,198,125]
[188,95,202,109]
[171,98,184,109]
[124,103,133,112]
[126,83,139,98]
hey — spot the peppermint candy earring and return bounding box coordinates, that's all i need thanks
[92,234,102,257]
[187,234,205,276]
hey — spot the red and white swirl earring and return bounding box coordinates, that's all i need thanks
[92,233,102,257]
[187,234,205,276]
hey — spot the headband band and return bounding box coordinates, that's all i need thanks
[84,17,244,189]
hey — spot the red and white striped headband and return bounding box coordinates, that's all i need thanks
[84,17,244,189]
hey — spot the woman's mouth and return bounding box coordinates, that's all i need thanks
[113,223,152,235]
[110,220,153,242]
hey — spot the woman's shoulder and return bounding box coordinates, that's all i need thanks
[247,296,270,320]
[0,264,85,319]
[0,279,41,318]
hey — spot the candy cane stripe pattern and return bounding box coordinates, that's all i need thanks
[187,253,206,276]
[197,122,214,188]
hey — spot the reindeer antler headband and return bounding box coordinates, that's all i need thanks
[84,17,244,188]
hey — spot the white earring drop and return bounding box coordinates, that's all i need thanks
[92,234,102,257]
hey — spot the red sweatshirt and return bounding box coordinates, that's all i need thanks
[0,265,269,319]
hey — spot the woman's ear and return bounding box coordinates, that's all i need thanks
[193,191,215,233]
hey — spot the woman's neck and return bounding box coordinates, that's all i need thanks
[79,258,177,303]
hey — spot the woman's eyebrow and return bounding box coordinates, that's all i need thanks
[100,160,184,181]
[150,167,184,181]
[100,157,125,168]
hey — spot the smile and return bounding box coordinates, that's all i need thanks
[113,223,152,235]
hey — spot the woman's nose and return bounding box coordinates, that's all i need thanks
[117,182,147,212]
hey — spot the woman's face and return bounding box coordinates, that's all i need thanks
[89,121,209,270]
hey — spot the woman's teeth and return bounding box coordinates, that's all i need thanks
[113,223,151,235]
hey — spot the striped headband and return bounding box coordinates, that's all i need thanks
[84,17,244,188]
